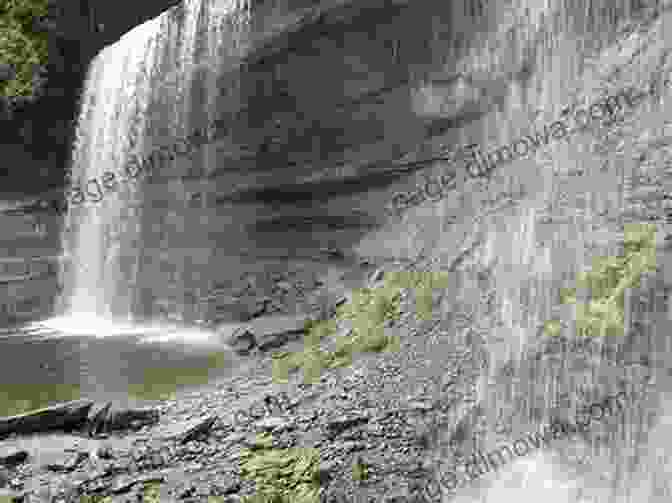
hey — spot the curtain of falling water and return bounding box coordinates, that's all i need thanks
[57,0,253,323]
[132,0,253,321]
[57,16,165,320]
[407,0,661,501]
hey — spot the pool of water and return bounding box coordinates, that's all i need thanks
[0,317,239,417]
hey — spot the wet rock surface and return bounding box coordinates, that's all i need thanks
[4,5,672,503]
[0,264,487,502]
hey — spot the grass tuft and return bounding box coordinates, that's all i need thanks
[543,223,657,338]
[239,432,321,503]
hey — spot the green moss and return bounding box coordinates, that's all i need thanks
[141,481,161,503]
[272,319,335,384]
[272,271,450,384]
[0,383,81,417]
[544,223,657,338]
[239,432,321,503]
[384,270,450,320]
[351,456,370,482]
[0,0,49,98]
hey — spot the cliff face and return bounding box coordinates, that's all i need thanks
[57,0,665,324]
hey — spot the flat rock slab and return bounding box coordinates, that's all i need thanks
[0,446,28,467]
[217,313,312,353]
[0,400,93,438]
[0,433,137,480]
[156,415,219,444]
[248,314,311,337]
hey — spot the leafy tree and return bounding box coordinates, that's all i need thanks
[0,0,49,98]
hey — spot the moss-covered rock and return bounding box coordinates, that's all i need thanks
[239,432,321,503]
[543,223,657,339]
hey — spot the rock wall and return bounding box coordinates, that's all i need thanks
[109,0,663,325]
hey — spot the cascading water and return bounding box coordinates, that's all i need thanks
[23,0,671,500]
[47,0,253,335]
[46,0,647,336]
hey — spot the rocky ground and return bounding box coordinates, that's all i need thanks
[4,4,672,503]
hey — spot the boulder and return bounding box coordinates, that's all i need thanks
[254,417,294,433]
[248,314,311,352]
[219,325,257,355]
[86,401,111,437]
[176,415,218,444]
[256,331,291,352]
[0,447,28,467]
[320,247,345,259]
[45,451,87,472]
[110,474,166,495]
[106,407,159,432]
[219,314,312,353]
[275,281,293,292]
[0,400,93,438]
[369,268,385,284]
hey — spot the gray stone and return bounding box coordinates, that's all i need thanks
[326,415,369,438]
[254,417,294,433]
[110,474,165,495]
[46,451,87,472]
[106,407,159,432]
[220,325,257,355]
[95,445,114,460]
[248,314,310,338]
[320,247,345,259]
[247,314,311,352]
[0,64,15,82]
[276,281,293,292]
[0,400,93,437]
[369,268,386,284]
[177,415,218,445]
[86,401,111,437]
[256,332,290,352]
[0,447,28,467]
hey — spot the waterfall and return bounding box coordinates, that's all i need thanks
[44,0,652,336]
[51,0,253,333]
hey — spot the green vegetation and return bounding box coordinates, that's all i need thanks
[141,481,161,503]
[272,271,450,384]
[0,0,49,98]
[239,432,321,503]
[543,223,657,338]
[127,351,228,401]
[0,382,81,417]
[384,270,450,320]
[351,456,370,483]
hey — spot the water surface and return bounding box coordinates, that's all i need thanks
[0,318,237,416]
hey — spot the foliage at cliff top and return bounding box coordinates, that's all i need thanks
[272,271,449,384]
[239,432,321,503]
[543,223,657,339]
[0,0,49,98]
